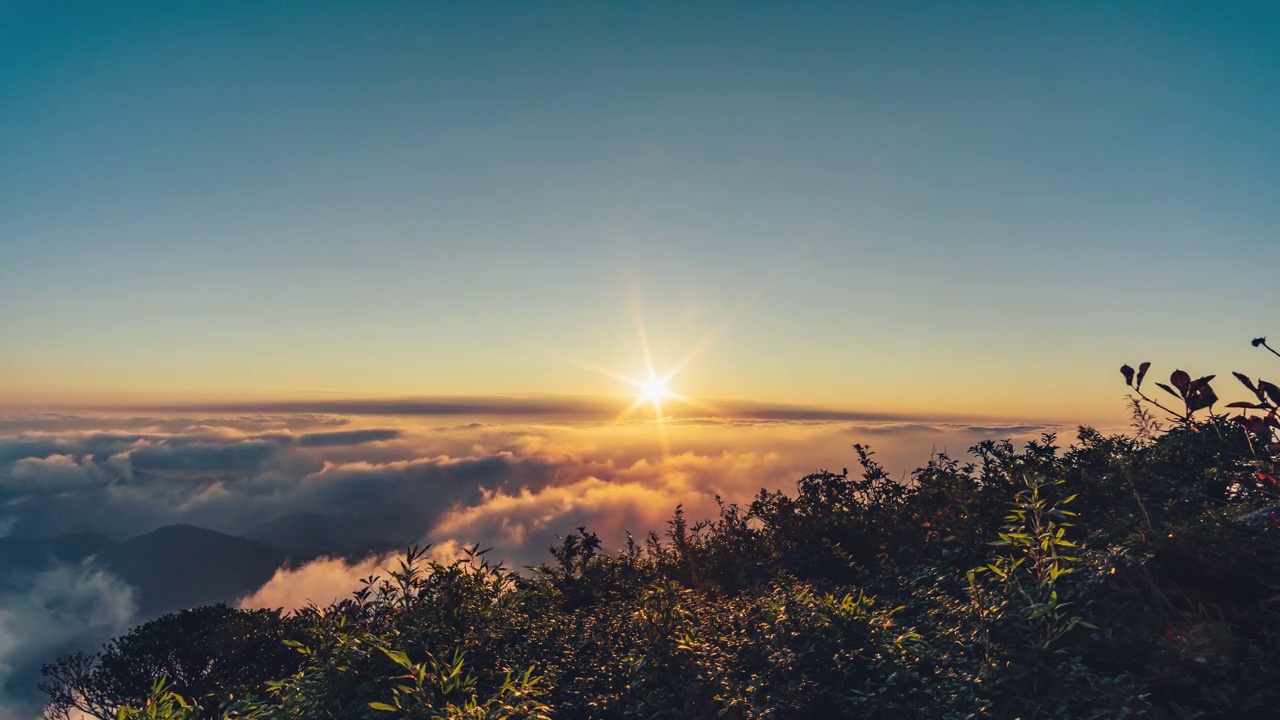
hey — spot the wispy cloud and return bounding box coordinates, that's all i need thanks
[0,565,136,719]
[77,395,1016,425]
[296,428,401,447]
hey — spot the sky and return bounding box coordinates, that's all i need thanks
[2,6,1280,712]
[2,0,1279,422]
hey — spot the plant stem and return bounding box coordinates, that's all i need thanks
[1133,388,1186,423]
[1260,338,1280,360]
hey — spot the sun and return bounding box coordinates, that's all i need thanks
[566,282,738,454]
[639,376,671,403]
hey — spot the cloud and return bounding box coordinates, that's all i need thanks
[76,395,1015,425]
[232,448,794,610]
[0,413,349,443]
[0,564,137,720]
[100,397,611,419]
[961,424,1052,435]
[296,429,401,448]
[423,449,789,567]
[6,455,113,493]
[708,402,917,423]
[237,554,393,611]
[0,412,1064,543]
[845,423,945,435]
[236,541,475,613]
[126,439,281,474]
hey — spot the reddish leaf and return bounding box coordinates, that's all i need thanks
[1120,365,1135,387]
[1136,362,1151,389]
[1236,416,1270,435]
[1155,382,1180,399]
[1170,370,1191,394]
[1258,380,1280,406]
[1186,385,1218,412]
[1226,402,1265,409]
[1189,375,1216,393]
[1233,372,1258,393]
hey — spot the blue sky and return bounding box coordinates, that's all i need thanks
[1,1,1277,419]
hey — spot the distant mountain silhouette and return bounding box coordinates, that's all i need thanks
[244,512,349,561]
[94,525,286,615]
[0,516,417,615]
[245,512,411,563]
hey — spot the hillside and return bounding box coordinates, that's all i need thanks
[35,357,1280,720]
[94,525,287,616]
[244,512,404,563]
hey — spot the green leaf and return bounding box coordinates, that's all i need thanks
[378,647,414,670]
[369,701,399,712]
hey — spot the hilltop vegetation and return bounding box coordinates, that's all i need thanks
[40,341,1280,719]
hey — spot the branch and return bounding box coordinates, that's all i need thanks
[1130,389,1186,423]
[1255,337,1280,361]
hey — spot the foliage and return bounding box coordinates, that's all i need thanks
[43,336,1280,719]
[970,475,1094,650]
[41,605,302,720]
[112,679,201,720]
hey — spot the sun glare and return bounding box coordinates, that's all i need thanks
[639,376,670,403]
[566,282,737,456]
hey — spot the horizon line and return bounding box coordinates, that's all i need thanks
[0,392,1076,427]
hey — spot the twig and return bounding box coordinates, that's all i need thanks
[1132,388,1186,424]
[1130,478,1152,531]
[1257,338,1280,361]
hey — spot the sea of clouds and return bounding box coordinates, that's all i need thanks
[0,405,1065,717]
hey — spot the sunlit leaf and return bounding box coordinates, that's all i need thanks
[378,647,413,670]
